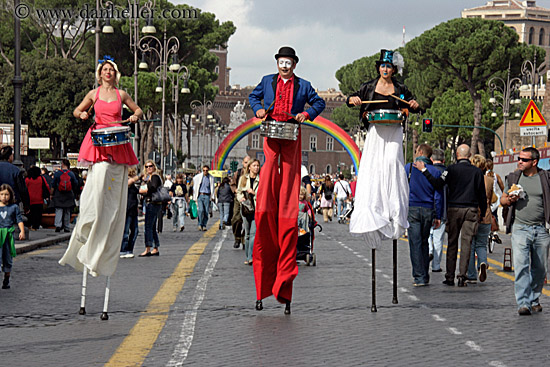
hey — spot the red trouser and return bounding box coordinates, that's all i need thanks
[253,132,301,303]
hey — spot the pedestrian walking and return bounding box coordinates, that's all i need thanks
[0,146,30,212]
[405,144,443,286]
[319,176,335,223]
[52,159,78,233]
[413,144,487,287]
[170,173,189,232]
[139,161,162,257]
[120,167,140,258]
[500,147,550,315]
[0,184,25,289]
[334,174,351,221]
[466,154,494,284]
[428,148,447,272]
[231,156,250,248]
[25,166,50,231]
[192,165,215,231]
[217,177,233,230]
[237,159,260,265]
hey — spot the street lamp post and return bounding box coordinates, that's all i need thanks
[190,95,213,168]
[139,23,180,173]
[168,66,190,160]
[521,53,546,146]
[488,63,521,152]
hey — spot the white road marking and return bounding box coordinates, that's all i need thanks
[465,340,482,352]
[382,274,390,279]
[447,327,462,335]
[399,287,409,293]
[432,314,446,322]
[166,231,228,367]
[407,295,419,301]
[488,361,508,367]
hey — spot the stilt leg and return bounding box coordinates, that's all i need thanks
[79,267,87,315]
[392,239,398,304]
[100,276,111,320]
[371,248,377,312]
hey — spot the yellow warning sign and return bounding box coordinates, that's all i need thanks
[519,100,547,127]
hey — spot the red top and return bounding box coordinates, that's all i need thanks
[25,176,49,205]
[270,75,310,122]
[77,87,139,166]
[350,180,357,197]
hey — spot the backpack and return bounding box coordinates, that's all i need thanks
[323,184,333,201]
[58,170,72,192]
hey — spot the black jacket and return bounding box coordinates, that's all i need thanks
[504,168,550,234]
[422,159,487,215]
[346,76,419,129]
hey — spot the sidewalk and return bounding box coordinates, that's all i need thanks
[14,227,71,255]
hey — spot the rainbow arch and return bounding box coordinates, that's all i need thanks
[211,116,361,172]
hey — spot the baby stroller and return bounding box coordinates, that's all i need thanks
[297,201,322,266]
[338,199,354,224]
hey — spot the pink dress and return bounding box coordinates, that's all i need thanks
[78,87,139,166]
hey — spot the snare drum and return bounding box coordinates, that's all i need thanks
[366,109,404,125]
[259,120,299,141]
[91,126,130,147]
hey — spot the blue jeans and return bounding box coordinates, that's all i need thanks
[197,194,211,228]
[336,198,346,217]
[1,237,13,273]
[121,214,139,254]
[144,202,161,248]
[219,202,231,226]
[408,206,434,284]
[511,223,550,310]
[242,215,256,262]
[428,220,446,271]
[467,222,491,279]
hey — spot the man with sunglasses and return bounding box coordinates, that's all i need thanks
[500,147,550,315]
[192,165,215,231]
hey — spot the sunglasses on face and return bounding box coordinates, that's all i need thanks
[518,157,534,162]
[145,165,154,168]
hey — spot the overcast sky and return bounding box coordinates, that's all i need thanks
[175,0,550,90]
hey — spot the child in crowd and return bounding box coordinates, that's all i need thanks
[0,184,25,289]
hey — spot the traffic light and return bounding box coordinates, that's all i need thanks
[422,118,433,133]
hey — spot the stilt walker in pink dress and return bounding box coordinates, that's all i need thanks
[59,56,142,320]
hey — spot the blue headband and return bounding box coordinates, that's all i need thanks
[98,55,115,64]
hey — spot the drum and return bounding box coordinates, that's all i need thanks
[91,126,130,147]
[259,120,299,141]
[366,109,404,125]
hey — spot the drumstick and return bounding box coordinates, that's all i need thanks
[387,94,410,105]
[360,100,389,104]
[87,98,98,115]
[107,118,131,124]
[260,99,277,121]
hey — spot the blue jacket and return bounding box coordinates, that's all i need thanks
[249,74,326,120]
[405,162,444,219]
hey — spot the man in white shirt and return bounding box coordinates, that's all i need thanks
[334,174,351,220]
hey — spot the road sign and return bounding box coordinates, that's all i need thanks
[29,137,50,149]
[520,126,546,136]
[519,100,547,127]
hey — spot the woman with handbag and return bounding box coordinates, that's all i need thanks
[138,160,163,257]
[237,159,260,265]
[25,166,50,231]
[319,176,334,223]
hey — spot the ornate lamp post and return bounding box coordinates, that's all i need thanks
[488,63,521,151]
[168,65,190,158]
[139,23,180,172]
[190,95,213,168]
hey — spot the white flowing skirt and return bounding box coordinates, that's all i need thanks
[350,124,409,248]
[59,162,128,277]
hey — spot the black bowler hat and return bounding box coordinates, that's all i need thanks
[275,46,299,63]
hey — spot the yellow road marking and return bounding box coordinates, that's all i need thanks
[105,222,219,367]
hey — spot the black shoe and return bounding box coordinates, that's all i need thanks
[284,301,291,315]
[457,277,467,287]
[518,307,531,316]
[493,233,502,244]
[442,279,455,286]
[478,262,488,283]
[432,269,443,273]
[255,300,263,311]
[532,304,543,313]
[233,241,240,249]
[429,253,434,262]
[55,227,62,233]
[2,277,10,289]
[64,228,70,233]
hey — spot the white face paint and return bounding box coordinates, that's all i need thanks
[278,58,293,68]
